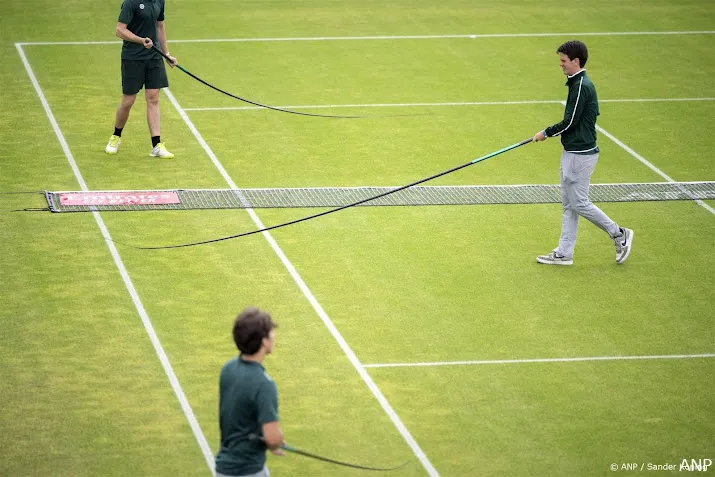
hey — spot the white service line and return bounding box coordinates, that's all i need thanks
[162,88,440,477]
[556,101,715,216]
[182,97,715,112]
[363,353,715,368]
[16,30,715,45]
[15,44,217,475]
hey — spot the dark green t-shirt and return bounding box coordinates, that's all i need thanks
[118,0,165,60]
[215,357,279,476]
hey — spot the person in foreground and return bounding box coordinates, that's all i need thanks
[105,0,177,158]
[215,307,284,477]
[533,40,633,265]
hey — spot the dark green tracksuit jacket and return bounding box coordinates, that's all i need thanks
[544,69,599,154]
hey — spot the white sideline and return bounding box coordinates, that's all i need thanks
[183,97,715,112]
[15,30,715,45]
[15,44,217,474]
[162,88,441,477]
[363,353,715,368]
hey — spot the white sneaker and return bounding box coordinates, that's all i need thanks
[536,251,573,265]
[105,135,121,154]
[614,228,634,264]
[149,142,174,159]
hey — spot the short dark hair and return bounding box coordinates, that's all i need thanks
[232,307,277,355]
[557,40,588,68]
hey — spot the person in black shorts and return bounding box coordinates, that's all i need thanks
[105,0,177,158]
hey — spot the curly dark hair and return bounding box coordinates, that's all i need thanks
[232,307,277,355]
[557,40,588,68]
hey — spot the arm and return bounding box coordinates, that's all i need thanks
[534,78,587,142]
[115,22,153,48]
[156,21,168,54]
[115,1,153,48]
[156,21,177,65]
[257,380,284,454]
[544,78,587,137]
[262,421,284,452]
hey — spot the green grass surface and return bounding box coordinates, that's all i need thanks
[1,1,713,476]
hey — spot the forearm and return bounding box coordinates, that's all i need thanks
[115,24,145,44]
[266,439,284,450]
[157,23,168,54]
[546,89,585,137]
[262,421,284,449]
[544,115,571,137]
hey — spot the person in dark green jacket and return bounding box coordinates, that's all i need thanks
[215,308,284,477]
[105,0,177,158]
[533,40,633,265]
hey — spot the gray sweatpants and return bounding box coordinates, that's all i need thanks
[556,151,620,258]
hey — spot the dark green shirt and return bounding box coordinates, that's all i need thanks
[545,70,600,154]
[118,0,165,60]
[215,357,279,476]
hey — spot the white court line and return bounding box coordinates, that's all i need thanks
[596,127,715,215]
[553,100,715,216]
[15,30,715,45]
[162,88,440,477]
[15,44,217,475]
[183,97,715,112]
[363,353,715,368]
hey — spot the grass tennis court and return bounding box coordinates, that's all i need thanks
[1,1,713,476]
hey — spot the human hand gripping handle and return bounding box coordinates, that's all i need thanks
[146,40,177,67]
[132,46,418,119]
[248,433,407,471]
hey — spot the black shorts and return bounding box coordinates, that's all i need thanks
[121,59,169,95]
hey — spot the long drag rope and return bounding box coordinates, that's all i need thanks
[121,138,533,250]
[152,45,423,119]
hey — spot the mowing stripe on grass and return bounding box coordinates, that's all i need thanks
[363,353,715,368]
[162,88,441,476]
[15,43,217,475]
[15,30,715,45]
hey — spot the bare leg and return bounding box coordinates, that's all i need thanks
[114,94,137,128]
[145,89,160,137]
